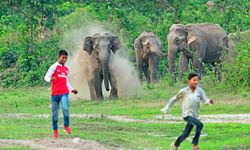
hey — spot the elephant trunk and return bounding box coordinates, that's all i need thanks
[158,50,166,59]
[150,46,163,59]
[102,52,110,91]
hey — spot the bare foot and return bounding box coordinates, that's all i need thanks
[173,145,178,150]
[193,145,200,150]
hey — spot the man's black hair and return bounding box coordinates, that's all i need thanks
[188,73,199,80]
[59,49,68,56]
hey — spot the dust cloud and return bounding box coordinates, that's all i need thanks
[60,24,141,100]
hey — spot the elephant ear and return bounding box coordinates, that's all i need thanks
[186,28,198,45]
[111,36,121,54]
[83,36,93,55]
[134,37,142,50]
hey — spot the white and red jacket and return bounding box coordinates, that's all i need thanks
[44,62,73,96]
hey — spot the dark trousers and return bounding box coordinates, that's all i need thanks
[174,116,203,146]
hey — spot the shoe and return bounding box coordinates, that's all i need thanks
[53,130,58,139]
[64,126,72,134]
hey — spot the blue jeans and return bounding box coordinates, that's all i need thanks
[174,116,204,146]
[51,94,69,130]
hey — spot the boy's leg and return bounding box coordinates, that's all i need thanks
[51,96,60,130]
[61,94,69,127]
[174,121,194,147]
[185,116,203,146]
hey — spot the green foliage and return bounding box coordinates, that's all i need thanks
[223,32,250,88]
[0,0,249,90]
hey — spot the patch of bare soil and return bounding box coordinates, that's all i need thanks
[1,113,250,124]
[0,139,110,150]
[155,114,250,124]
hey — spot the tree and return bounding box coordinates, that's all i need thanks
[4,0,65,52]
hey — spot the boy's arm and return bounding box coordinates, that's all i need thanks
[67,78,73,91]
[44,64,56,82]
[161,89,183,113]
[67,80,78,95]
[200,88,213,105]
[66,66,77,95]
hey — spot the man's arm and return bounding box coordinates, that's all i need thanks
[161,89,183,113]
[44,64,56,82]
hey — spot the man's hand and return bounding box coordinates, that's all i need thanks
[71,89,78,95]
[209,99,214,104]
[50,77,56,82]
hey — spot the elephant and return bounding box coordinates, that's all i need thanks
[167,23,229,81]
[82,33,121,100]
[134,32,165,83]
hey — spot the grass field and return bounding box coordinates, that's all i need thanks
[0,81,250,150]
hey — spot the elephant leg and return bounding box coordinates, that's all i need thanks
[149,55,158,83]
[142,61,150,82]
[189,42,204,76]
[94,73,103,100]
[192,56,202,75]
[214,62,222,82]
[109,73,118,100]
[179,52,189,79]
[137,58,143,82]
[88,79,96,100]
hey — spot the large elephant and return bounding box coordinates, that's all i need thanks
[134,32,165,83]
[82,33,121,100]
[167,23,228,81]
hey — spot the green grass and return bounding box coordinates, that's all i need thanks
[0,83,249,118]
[0,118,249,150]
[0,82,250,149]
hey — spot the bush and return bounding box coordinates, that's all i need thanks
[223,32,250,88]
[0,0,249,89]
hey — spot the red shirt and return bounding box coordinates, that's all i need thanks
[44,62,73,96]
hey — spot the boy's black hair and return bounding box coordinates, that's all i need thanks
[188,73,199,80]
[59,49,68,57]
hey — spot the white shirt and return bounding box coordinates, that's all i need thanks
[162,86,211,118]
[44,62,73,91]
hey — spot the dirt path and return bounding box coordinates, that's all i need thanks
[1,113,250,124]
[0,139,110,150]
[154,114,250,124]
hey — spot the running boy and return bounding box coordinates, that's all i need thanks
[161,73,214,150]
[44,49,78,138]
